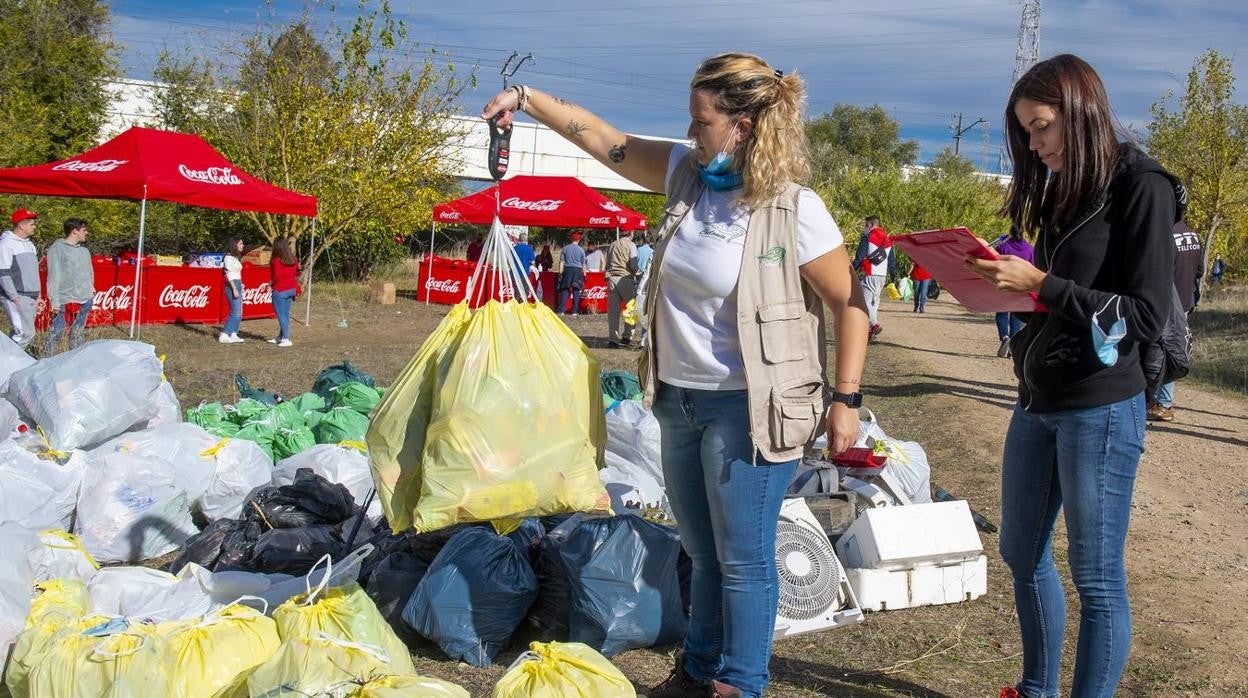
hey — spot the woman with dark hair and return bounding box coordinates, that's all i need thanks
[482,53,869,698]
[268,235,300,347]
[969,54,1185,698]
[218,237,245,343]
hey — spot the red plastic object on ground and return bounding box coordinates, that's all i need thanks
[891,227,1046,313]
[831,447,887,469]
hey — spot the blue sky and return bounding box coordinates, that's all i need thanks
[110,0,1248,172]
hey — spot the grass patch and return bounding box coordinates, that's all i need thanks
[1189,286,1248,395]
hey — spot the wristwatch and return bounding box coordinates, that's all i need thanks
[831,391,864,408]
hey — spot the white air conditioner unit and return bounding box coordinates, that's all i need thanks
[773,497,864,640]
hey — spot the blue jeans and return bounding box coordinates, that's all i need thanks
[1153,381,1174,408]
[272,288,296,340]
[651,382,798,698]
[912,279,931,311]
[999,394,1145,698]
[223,281,243,335]
[44,298,93,355]
[556,267,584,314]
[996,311,1024,340]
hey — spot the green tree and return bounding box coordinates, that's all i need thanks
[601,189,665,229]
[0,0,117,165]
[805,104,919,185]
[930,148,976,179]
[154,1,474,279]
[1147,49,1248,285]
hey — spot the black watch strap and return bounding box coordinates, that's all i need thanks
[831,391,863,408]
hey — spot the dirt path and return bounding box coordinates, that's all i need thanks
[856,298,1248,696]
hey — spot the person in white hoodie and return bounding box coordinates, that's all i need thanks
[0,208,42,348]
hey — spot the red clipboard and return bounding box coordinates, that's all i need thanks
[891,227,1045,313]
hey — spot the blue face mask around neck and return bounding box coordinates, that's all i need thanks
[697,124,744,190]
[1091,296,1128,367]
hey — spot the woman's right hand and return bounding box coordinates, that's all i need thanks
[480,88,521,127]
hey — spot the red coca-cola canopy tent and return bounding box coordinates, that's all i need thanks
[0,125,318,335]
[432,175,647,230]
[0,125,317,216]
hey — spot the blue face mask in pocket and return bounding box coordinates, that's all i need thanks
[1091,296,1127,367]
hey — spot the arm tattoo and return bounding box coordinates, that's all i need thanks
[608,143,627,163]
[567,120,589,137]
[554,96,578,108]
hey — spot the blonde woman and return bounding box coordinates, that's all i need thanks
[483,53,869,698]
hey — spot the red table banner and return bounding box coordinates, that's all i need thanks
[417,254,608,314]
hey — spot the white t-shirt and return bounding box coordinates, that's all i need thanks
[584,249,605,272]
[655,145,843,390]
[223,255,243,283]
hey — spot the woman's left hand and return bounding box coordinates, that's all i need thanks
[967,254,1047,293]
[826,402,861,456]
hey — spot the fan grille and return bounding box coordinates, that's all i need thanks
[775,519,842,620]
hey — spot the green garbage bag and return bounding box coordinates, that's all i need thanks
[273,427,317,460]
[600,371,643,402]
[330,382,381,415]
[312,360,375,400]
[255,401,305,431]
[288,392,326,414]
[228,398,270,425]
[313,407,370,444]
[302,410,327,430]
[235,373,281,405]
[235,421,277,462]
[187,402,229,430]
[204,420,242,438]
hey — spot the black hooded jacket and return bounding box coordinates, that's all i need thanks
[1010,144,1186,413]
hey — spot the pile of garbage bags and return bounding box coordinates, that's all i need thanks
[368,301,612,532]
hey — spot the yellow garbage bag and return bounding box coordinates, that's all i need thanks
[6,579,90,698]
[26,615,171,698]
[884,282,901,300]
[243,633,411,697]
[491,641,636,698]
[272,577,414,677]
[159,601,280,698]
[368,300,610,532]
[347,674,470,697]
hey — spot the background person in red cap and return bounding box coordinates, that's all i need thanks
[556,231,586,314]
[1,208,42,348]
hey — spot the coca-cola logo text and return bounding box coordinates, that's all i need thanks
[94,285,133,311]
[52,159,128,172]
[242,282,272,305]
[588,217,610,225]
[158,284,212,308]
[178,164,243,185]
[439,211,462,220]
[501,197,563,212]
[425,277,462,294]
[582,285,608,301]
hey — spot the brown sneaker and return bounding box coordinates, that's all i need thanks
[709,680,744,697]
[1146,402,1175,422]
[648,656,708,698]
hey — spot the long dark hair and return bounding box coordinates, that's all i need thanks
[1001,54,1121,234]
[273,235,297,266]
[224,237,244,257]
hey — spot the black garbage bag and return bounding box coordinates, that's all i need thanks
[409,523,487,566]
[365,551,429,645]
[402,526,539,666]
[530,514,686,657]
[247,524,344,574]
[242,468,358,528]
[505,518,545,564]
[312,360,376,400]
[358,527,413,587]
[169,518,262,574]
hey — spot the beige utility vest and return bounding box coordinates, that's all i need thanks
[638,156,829,463]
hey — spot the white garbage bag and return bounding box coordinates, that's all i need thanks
[0,334,34,393]
[273,443,380,519]
[87,566,218,622]
[0,523,38,656]
[601,400,669,515]
[27,529,99,583]
[0,396,20,435]
[5,340,166,451]
[138,380,182,429]
[198,438,274,521]
[0,441,86,530]
[854,412,932,504]
[73,450,195,563]
[178,543,373,614]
